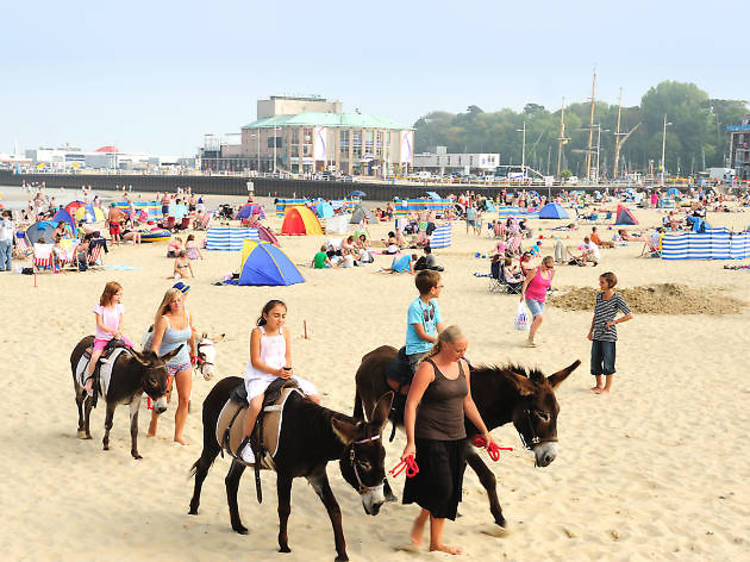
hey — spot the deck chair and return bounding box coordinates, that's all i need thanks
[177,217,191,231]
[163,216,176,231]
[88,243,104,269]
[55,239,79,270]
[639,234,663,258]
[33,243,57,273]
[14,232,33,258]
[194,211,214,231]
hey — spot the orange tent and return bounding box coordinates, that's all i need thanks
[281,206,323,236]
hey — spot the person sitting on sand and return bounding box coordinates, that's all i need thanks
[384,231,400,255]
[167,236,183,258]
[313,245,335,269]
[590,226,614,249]
[588,271,633,395]
[170,250,194,279]
[401,325,497,555]
[381,253,417,274]
[576,236,600,266]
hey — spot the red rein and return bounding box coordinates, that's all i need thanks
[472,435,513,462]
[389,455,420,479]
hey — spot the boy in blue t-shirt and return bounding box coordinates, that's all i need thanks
[405,270,445,374]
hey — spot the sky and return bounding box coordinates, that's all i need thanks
[3,0,748,156]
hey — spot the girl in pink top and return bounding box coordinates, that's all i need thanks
[520,256,555,347]
[85,281,134,395]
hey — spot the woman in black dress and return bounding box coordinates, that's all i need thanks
[401,325,497,555]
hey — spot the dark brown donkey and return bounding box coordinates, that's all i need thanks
[189,376,394,562]
[70,335,177,459]
[353,345,580,528]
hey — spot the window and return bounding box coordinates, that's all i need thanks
[352,131,362,146]
[339,130,349,148]
[267,137,282,148]
[303,128,313,143]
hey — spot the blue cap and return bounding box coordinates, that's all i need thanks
[172,281,191,294]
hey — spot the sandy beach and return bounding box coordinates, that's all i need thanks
[1,194,749,561]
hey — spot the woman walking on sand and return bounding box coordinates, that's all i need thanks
[401,326,497,555]
[588,272,633,394]
[520,255,555,347]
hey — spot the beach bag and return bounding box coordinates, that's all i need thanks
[514,302,530,331]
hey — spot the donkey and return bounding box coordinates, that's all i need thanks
[193,332,224,380]
[353,345,580,528]
[189,376,394,562]
[70,335,179,459]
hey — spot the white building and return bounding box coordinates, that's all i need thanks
[414,146,500,175]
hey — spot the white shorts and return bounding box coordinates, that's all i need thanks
[245,373,318,400]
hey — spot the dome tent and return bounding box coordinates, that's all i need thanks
[236,203,265,220]
[237,240,305,286]
[315,201,335,218]
[281,206,322,236]
[538,202,569,219]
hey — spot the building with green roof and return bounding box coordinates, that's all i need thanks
[213,95,415,176]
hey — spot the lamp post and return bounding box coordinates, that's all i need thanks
[660,114,673,187]
[516,121,526,181]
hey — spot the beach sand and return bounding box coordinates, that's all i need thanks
[1,199,748,561]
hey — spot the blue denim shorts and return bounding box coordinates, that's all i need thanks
[591,340,616,375]
[525,299,546,318]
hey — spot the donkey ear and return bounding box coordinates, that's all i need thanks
[160,344,183,362]
[331,418,359,446]
[212,333,226,343]
[508,371,537,397]
[130,349,151,367]
[201,332,208,340]
[369,391,394,431]
[547,359,581,390]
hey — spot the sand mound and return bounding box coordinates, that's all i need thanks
[549,283,746,315]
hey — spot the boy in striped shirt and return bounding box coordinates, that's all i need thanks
[588,272,633,394]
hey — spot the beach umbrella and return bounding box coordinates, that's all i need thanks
[426,191,441,200]
[347,190,367,198]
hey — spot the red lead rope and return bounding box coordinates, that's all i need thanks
[472,435,513,462]
[389,455,420,479]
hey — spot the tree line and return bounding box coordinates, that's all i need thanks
[412,81,748,178]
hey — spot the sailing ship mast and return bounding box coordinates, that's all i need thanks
[556,97,567,180]
[585,70,597,181]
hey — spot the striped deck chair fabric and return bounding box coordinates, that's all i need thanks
[33,243,56,272]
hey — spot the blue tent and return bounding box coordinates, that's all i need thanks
[483,199,496,212]
[426,191,441,200]
[52,209,76,233]
[667,187,680,198]
[238,240,305,286]
[315,201,334,218]
[236,203,265,220]
[538,203,569,219]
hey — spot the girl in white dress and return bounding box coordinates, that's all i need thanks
[240,300,320,463]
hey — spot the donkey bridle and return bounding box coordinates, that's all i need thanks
[349,434,384,495]
[517,408,558,450]
[195,341,214,369]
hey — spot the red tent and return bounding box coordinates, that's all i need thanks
[65,200,86,219]
[615,204,638,225]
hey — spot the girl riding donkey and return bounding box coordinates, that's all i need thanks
[239,300,321,464]
[84,282,134,397]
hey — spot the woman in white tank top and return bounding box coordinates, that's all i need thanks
[239,300,320,463]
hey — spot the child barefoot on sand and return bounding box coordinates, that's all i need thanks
[588,272,633,394]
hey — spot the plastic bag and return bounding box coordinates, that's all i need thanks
[514,302,530,331]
